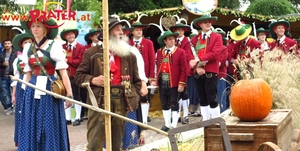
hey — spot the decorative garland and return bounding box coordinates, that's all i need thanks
[119,6,300,22]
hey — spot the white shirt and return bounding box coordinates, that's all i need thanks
[67,40,77,49]
[130,46,148,83]
[164,45,176,53]
[277,35,286,44]
[92,41,102,46]
[133,37,142,45]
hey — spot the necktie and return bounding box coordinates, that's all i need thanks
[176,39,180,45]
[202,34,206,41]
[134,41,139,47]
[165,49,170,55]
[68,44,72,50]
[277,40,280,45]
[242,41,246,46]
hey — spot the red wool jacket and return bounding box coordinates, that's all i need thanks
[129,38,156,80]
[156,47,187,88]
[176,36,195,77]
[218,46,228,78]
[191,32,223,74]
[63,43,85,77]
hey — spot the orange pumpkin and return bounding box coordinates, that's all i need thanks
[230,78,273,121]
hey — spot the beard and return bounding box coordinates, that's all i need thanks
[109,34,131,57]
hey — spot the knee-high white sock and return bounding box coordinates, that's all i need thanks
[141,103,150,124]
[162,109,171,128]
[210,106,220,119]
[178,99,183,113]
[171,111,180,128]
[65,103,71,120]
[182,99,189,117]
[200,106,210,121]
[75,104,82,120]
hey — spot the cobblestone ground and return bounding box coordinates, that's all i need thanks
[0,105,202,151]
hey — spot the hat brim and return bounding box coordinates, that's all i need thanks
[157,32,179,46]
[123,27,133,36]
[230,26,252,41]
[12,33,33,52]
[193,16,218,30]
[84,30,101,44]
[269,21,290,39]
[132,24,149,28]
[109,21,127,31]
[169,25,191,33]
[60,29,79,41]
[20,18,58,40]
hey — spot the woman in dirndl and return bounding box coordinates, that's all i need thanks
[11,33,33,147]
[17,17,73,151]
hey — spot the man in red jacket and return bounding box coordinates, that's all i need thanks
[129,18,155,125]
[60,28,86,126]
[170,22,195,124]
[190,14,223,121]
[230,23,261,80]
[268,20,298,53]
[152,30,187,132]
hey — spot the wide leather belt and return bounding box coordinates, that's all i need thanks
[110,85,124,99]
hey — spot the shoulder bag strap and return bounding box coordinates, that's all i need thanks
[32,44,53,82]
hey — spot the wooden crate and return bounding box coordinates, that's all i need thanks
[204,109,293,151]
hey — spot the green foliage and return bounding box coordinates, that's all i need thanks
[86,0,102,27]
[109,0,181,14]
[246,0,298,16]
[0,0,19,14]
[218,0,241,9]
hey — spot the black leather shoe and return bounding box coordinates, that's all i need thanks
[73,119,81,126]
[161,125,170,132]
[66,120,72,125]
[178,117,181,123]
[181,117,189,125]
[147,116,151,122]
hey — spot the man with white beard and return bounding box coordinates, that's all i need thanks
[74,17,142,151]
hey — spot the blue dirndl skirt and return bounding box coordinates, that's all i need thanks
[18,75,70,151]
[14,75,25,144]
[122,111,139,149]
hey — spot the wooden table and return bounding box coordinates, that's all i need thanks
[205,109,293,151]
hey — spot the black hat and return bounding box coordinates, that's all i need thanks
[109,16,127,31]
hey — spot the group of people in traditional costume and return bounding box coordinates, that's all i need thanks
[8,8,300,150]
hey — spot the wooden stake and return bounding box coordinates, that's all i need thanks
[102,0,112,150]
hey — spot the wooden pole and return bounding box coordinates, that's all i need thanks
[102,0,112,150]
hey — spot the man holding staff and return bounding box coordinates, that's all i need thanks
[74,17,142,151]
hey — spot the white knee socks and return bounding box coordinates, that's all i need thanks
[171,111,180,128]
[141,103,150,124]
[200,106,210,121]
[182,99,189,117]
[162,109,171,128]
[210,106,220,118]
[75,104,82,120]
[65,102,71,121]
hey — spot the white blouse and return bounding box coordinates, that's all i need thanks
[21,40,68,99]
[22,39,68,72]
